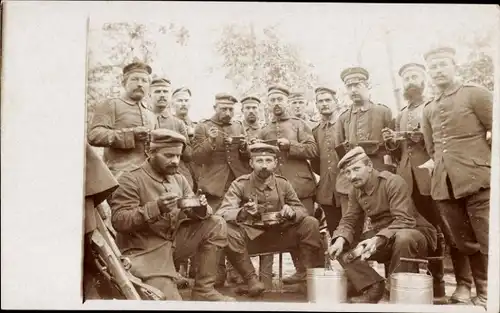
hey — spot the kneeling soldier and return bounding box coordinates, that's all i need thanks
[109,129,234,301]
[328,147,437,303]
[216,143,323,297]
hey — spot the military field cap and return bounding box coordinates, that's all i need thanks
[337,146,369,170]
[289,91,306,101]
[149,129,186,153]
[215,92,238,105]
[249,143,279,157]
[398,63,426,77]
[123,62,152,76]
[423,47,456,62]
[340,67,370,85]
[240,95,261,105]
[151,78,171,87]
[172,87,192,97]
[268,84,290,97]
[314,86,337,96]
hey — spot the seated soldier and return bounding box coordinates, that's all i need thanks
[216,143,323,297]
[328,146,437,303]
[109,129,234,301]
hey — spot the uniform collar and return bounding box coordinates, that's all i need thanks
[251,172,276,191]
[436,81,462,101]
[159,111,173,119]
[271,113,290,123]
[243,120,260,130]
[121,96,148,109]
[320,115,336,129]
[407,99,425,109]
[142,161,169,183]
[352,101,372,113]
[360,170,380,196]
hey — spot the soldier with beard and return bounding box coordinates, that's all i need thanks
[382,63,473,302]
[109,129,234,301]
[152,79,195,190]
[88,62,156,178]
[258,85,319,287]
[421,47,492,308]
[289,91,318,129]
[216,143,323,297]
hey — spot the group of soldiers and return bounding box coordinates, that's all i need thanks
[83,45,492,307]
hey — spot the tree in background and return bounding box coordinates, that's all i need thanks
[86,22,190,126]
[215,23,320,124]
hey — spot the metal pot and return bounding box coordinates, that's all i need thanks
[307,266,348,304]
[389,258,433,304]
[260,212,283,226]
[177,197,202,209]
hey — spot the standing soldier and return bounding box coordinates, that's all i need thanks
[382,62,473,302]
[289,90,318,129]
[421,47,492,308]
[192,93,249,286]
[216,143,323,297]
[333,67,394,239]
[173,87,198,141]
[240,95,263,142]
[258,85,319,286]
[88,62,156,178]
[152,79,194,190]
[108,129,234,301]
[311,87,343,235]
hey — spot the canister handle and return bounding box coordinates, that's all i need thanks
[391,257,432,277]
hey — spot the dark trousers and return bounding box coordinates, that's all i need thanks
[337,228,429,293]
[321,204,342,236]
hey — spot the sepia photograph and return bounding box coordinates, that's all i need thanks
[2,1,499,312]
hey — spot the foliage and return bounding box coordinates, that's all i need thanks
[215,24,320,123]
[86,22,190,125]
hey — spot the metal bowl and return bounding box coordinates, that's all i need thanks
[177,197,202,209]
[261,212,283,225]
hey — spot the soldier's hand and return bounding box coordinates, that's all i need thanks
[280,204,295,220]
[198,195,213,215]
[328,237,346,260]
[249,138,259,144]
[277,138,290,150]
[157,192,179,214]
[242,201,259,217]
[133,126,150,142]
[409,131,424,143]
[486,131,492,145]
[381,128,395,142]
[208,127,218,141]
[223,136,233,145]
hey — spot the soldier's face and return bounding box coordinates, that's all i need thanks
[402,70,425,101]
[215,103,235,123]
[346,82,369,104]
[268,94,288,116]
[290,99,306,117]
[316,92,336,115]
[150,148,181,176]
[251,155,277,179]
[242,103,259,123]
[426,57,457,88]
[150,86,171,110]
[342,159,372,188]
[174,92,191,116]
[124,72,151,101]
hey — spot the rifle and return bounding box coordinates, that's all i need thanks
[89,204,166,300]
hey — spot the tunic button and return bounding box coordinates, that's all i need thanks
[443,149,447,153]
[328,167,331,170]
[443,141,446,144]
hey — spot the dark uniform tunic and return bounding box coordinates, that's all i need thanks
[88,98,156,177]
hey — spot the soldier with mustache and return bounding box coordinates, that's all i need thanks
[216,143,323,297]
[88,62,156,178]
[257,85,319,287]
[420,47,492,308]
[152,79,195,191]
[241,95,262,142]
[382,62,473,303]
[108,129,234,301]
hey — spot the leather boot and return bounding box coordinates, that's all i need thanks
[428,233,446,299]
[349,281,386,304]
[226,248,265,297]
[227,261,244,285]
[295,245,323,295]
[283,250,307,285]
[469,252,488,309]
[214,250,227,288]
[191,246,235,301]
[448,246,473,304]
[173,271,193,289]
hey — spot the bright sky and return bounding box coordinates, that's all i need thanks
[88,2,499,120]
